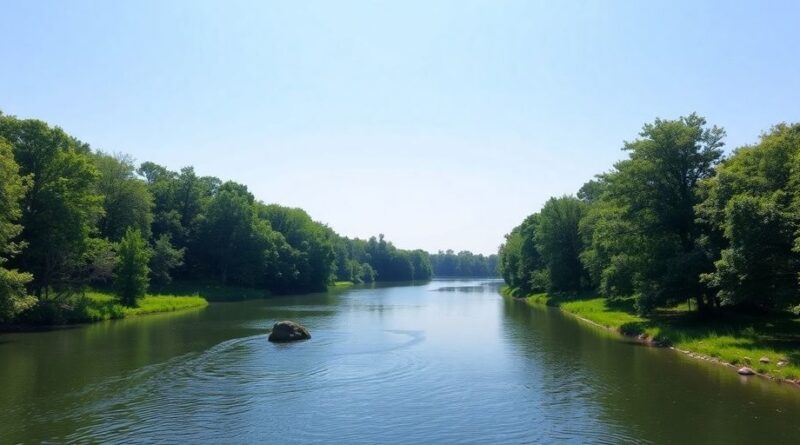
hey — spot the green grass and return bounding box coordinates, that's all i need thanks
[82,291,208,321]
[510,288,800,381]
[333,281,355,287]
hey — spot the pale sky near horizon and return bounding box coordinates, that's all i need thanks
[2,1,799,255]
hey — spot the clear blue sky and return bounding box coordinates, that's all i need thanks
[2,1,799,254]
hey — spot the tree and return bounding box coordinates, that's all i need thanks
[193,182,269,286]
[334,239,355,282]
[581,113,724,312]
[333,235,429,284]
[430,250,499,277]
[138,162,219,254]
[0,114,103,296]
[257,204,335,291]
[409,249,433,280]
[359,262,376,283]
[115,228,151,307]
[0,137,34,322]
[150,234,184,285]
[498,213,546,295]
[93,153,153,241]
[697,123,800,310]
[536,196,587,292]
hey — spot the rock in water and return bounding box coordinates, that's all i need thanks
[759,357,770,364]
[737,367,755,376]
[268,321,311,342]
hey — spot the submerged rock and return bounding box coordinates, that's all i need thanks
[759,357,770,364]
[268,321,311,342]
[737,367,755,376]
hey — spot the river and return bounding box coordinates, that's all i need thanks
[1,279,800,444]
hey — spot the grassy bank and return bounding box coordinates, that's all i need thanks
[509,288,800,382]
[81,292,208,322]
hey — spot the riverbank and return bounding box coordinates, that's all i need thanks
[1,291,208,330]
[504,288,800,384]
[82,292,208,321]
[4,279,364,330]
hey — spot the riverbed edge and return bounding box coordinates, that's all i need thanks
[0,293,209,332]
[502,287,800,389]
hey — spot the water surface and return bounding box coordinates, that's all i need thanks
[2,280,800,444]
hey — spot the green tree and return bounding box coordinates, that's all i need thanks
[150,234,185,285]
[93,153,153,241]
[581,114,724,312]
[138,162,219,251]
[359,262,376,283]
[193,182,268,286]
[0,114,103,296]
[115,228,151,307]
[498,213,546,295]
[0,137,34,322]
[409,249,433,280]
[430,250,499,277]
[697,123,800,310]
[257,204,335,291]
[536,196,587,292]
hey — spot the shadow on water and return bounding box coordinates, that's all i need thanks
[501,297,800,444]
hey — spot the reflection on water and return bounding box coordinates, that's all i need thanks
[431,285,485,292]
[1,279,800,444]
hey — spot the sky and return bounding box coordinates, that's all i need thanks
[1,1,799,255]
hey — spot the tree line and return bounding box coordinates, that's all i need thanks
[429,250,499,277]
[499,114,800,315]
[0,112,432,324]
[333,234,432,284]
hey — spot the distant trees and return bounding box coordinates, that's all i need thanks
[429,250,499,278]
[332,234,433,283]
[500,114,800,315]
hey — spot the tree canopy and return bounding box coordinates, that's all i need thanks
[429,250,498,278]
[500,114,800,315]
[0,111,437,325]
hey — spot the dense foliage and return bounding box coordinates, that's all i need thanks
[429,250,498,277]
[697,123,800,310]
[115,228,150,307]
[0,112,434,325]
[333,234,432,283]
[500,114,800,314]
[0,137,34,322]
